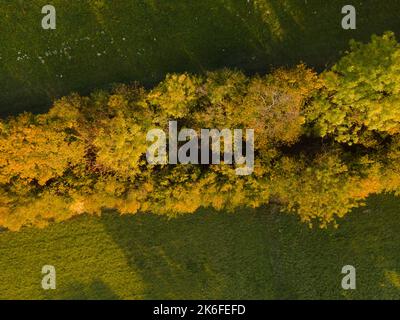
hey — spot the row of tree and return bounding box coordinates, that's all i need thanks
[1,32,400,231]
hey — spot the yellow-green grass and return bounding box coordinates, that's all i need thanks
[1,0,400,300]
[1,0,400,116]
[0,195,399,300]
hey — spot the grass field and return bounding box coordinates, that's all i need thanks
[1,1,400,300]
[1,0,400,116]
[0,195,399,300]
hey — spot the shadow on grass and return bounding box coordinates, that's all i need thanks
[0,195,398,299]
[45,279,119,300]
[2,0,400,116]
[100,208,276,299]
[101,195,400,299]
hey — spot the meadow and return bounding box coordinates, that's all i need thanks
[1,0,400,299]
[0,195,399,300]
[2,0,400,116]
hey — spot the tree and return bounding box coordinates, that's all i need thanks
[307,32,400,146]
[2,33,400,231]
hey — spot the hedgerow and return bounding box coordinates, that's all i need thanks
[1,32,400,231]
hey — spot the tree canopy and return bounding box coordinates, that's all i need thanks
[1,32,400,231]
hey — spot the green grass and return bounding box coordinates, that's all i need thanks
[0,195,399,300]
[1,1,400,300]
[1,0,400,116]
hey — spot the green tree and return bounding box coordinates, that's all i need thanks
[307,32,400,146]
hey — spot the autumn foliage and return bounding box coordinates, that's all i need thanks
[1,32,400,231]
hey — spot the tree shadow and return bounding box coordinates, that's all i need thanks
[101,208,275,299]
[3,0,400,117]
[44,278,120,300]
[99,195,400,299]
